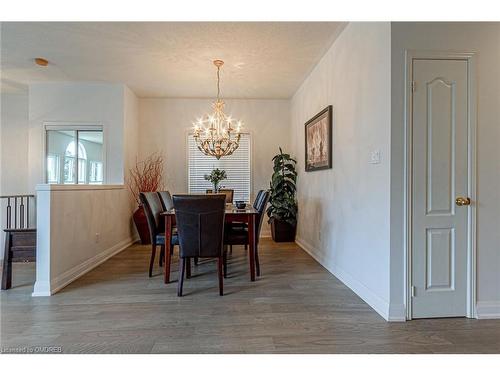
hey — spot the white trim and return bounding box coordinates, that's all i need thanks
[403,50,477,320]
[295,236,393,322]
[476,301,500,319]
[32,236,137,297]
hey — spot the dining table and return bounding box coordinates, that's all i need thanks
[160,203,259,284]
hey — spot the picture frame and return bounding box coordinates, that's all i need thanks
[304,105,332,172]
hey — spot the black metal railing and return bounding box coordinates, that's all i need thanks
[1,194,35,229]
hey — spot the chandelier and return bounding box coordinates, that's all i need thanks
[192,60,242,159]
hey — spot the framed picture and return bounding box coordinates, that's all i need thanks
[304,105,332,172]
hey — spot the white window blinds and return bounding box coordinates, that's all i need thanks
[188,133,251,202]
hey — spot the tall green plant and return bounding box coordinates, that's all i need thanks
[266,147,297,226]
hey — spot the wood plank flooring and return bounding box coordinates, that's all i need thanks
[1,239,499,353]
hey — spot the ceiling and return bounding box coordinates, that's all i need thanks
[0,22,344,98]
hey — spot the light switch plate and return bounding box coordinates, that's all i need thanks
[369,150,381,164]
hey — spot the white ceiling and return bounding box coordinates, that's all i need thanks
[0,22,344,98]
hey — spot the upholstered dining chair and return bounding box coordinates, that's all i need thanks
[206,189,234,204]
[140,192,179,278]
[224,190,270,277]
[173,194,227,296]
[157,190,174,211]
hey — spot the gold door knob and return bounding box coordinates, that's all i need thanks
[456,197,471,206]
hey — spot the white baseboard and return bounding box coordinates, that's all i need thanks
[388,304,407,322]
[476,301,500,319]
[295,236,393,322]
[32,236,138,297]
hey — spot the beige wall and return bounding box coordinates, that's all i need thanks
[138,98,291,236]
[290,22,393,319]
[390,22,500,317]
[33,185,137,296]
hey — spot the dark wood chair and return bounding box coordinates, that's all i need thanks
[224,190,269,276]
[140,192,179,278]
[173,194,227,296]
[206,189,234,204]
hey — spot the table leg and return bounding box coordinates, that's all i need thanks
[248,214,256,281]
[164,216,172,284]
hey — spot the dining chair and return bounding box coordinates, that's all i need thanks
[140,192,179,278]
[224,190,270,276]
[157,190,174,211]
[206,189,234,204]
[173,194,227,296]
[228,190,265,250]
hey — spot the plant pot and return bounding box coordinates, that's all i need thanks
[133,206,151,245]
[271,219,297,242]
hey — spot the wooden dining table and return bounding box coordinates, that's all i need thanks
[160,204,259,284]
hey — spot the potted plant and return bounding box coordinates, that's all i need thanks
[204,168,227,193]
[267,147,298,242]
[127,153,164,245]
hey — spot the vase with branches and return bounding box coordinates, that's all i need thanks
[127,153,164,244]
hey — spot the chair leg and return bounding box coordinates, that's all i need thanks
[149,243,157,277]
[177,257,185,297]
[255,245,261,277]
[159,245,165,267]
[170,244,174,255]
[186,257,192,279]
[223,252,227,278]
[194,257,198,266]
[217,257,224,296]
[244,244,248,250]
[229,245,232,254]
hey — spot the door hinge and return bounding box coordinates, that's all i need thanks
[411,286,416,297]
[411,81,416,92]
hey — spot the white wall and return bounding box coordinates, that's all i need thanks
[0,92,30,260]
[33,184,137,296]
[138,98,291,236]
[290,22,393,319]
[390,22,500,318]
[28,82,126,187]
[28,83,140,295]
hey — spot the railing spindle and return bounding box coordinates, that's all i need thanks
[26,196,30,228]
[7,197,12,229]
[1,194,35,230]
[20,197,25,228]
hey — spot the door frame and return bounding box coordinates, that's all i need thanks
[403,50,477,320]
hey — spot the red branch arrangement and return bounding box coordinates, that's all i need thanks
[127,153,164,205]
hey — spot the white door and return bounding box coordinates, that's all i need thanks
[411,59,469,318]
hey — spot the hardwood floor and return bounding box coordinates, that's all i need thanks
[1,239,499,354]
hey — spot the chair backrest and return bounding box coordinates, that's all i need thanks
[173,194,226,258]
[253,190,264,210]
[254,190,270,241]
[157,191,174,211]
[206,189,234,204]
[139,192,164,242]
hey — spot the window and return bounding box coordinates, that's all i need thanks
[65,141,88,184]
[89,161,104,184]
[46,154,60,183]
[188,133,251,202]
[45,127,104,184]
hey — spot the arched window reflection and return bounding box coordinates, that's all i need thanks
[64,141,87,184]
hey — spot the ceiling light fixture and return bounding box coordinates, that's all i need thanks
[192,60,242,159]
